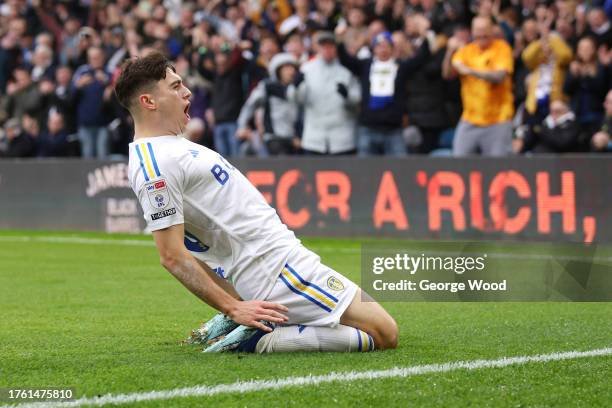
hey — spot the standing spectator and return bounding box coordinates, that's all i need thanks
[184,117,207,145]
[37,111,69,157]
[404,15,451,153]
[45,66,76,134]
[29,44,56,83]
[199,43,247,157]
[337,7,369,56]
[237,53,300,155]
[0,118,36,158]
[246,35,280,91]
[522,22,573,124]
[72,46,111,158]
[591,89,612,152]
[2,67,43,123]
[585,8,612,48]
[563,36,609,136]
[443,17,514,156]
[335,22,430,156]
[279,0,321,37]
[0,26,22,93]
[288,32,361,155]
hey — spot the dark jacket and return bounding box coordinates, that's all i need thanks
[405,47,449,130]
[563,64,609,127]
[338,41,430,130]
[1,132,36,158]
[72,65,110,127]
[37,130,69,157]
[524,112,583,153]
[200,50,246,124]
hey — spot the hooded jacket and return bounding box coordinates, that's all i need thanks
[237,53,299,140]
[288,56,361,153]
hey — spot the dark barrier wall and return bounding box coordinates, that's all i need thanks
[1,156,610,243]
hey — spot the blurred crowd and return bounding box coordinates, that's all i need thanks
[0,0,610,159]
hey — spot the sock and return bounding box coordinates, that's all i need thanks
[254,324,374,353]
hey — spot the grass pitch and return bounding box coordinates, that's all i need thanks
[0,230,611,407]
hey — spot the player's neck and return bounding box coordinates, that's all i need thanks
[133,116,181,140]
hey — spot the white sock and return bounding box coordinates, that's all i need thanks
[255,324,374,353]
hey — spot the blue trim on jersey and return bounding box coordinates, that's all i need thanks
[135,145,149,182]
[147,142,161,177]
[279,273,332,313]
[284,263,339,303]
[367,334,374,351]
[356,328,362,351]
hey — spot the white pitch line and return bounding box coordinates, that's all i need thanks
[0,236,155,247]
[1,235,612,264]
[4,347,611,408]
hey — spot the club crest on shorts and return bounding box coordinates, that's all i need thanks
[145,179,170,209]
[327,276,345,291]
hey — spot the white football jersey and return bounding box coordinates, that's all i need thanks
[128,135,300,301]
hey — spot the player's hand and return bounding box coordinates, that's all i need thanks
[228,300,289,332]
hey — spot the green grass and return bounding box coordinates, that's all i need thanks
[0,230,610,407]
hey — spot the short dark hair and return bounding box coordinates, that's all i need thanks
[114,51,175,111]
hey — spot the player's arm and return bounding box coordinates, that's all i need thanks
[153,223,288,332]
[194,258,242,301]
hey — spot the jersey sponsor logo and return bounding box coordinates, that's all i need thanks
[145,178,170,209]
[188,149,199,158]
[327,276,345,292]
[151,207,176,220]
[184,231,210,253]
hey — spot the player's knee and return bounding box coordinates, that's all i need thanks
[379,318,399,350]
[370,318,398,350]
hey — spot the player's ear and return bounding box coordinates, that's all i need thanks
[139,93,157,111]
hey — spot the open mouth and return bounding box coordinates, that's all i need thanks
[184,103,191,120]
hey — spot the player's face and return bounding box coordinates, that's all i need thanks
[157,68,192,133]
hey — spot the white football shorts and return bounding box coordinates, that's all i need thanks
[264,244,358,328]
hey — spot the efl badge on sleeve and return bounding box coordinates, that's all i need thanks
[145,179,170,209]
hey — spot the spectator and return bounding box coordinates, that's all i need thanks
[337,7,368,56]
[29,44,56,83]
[289,31,361,155]
[404,15,451,153]
[443,17,514,156]
[336,21,430,156]
[284,33,309,65]
[38,111,69,157]
[72,46,112,158]
[246,35,280,91]
[238,53,300,155]
[0,26,22,93]
[591,89,612,152]
[184,117,207,145]
[520,100,582,153]
[2,67,43,124]
[563,36,609,136]
[279,0,321,37]
[200,43,247,157]
[585,8,612,48]
[0,118,36,158]
[34,66,76,136]
[522,21,573,124]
